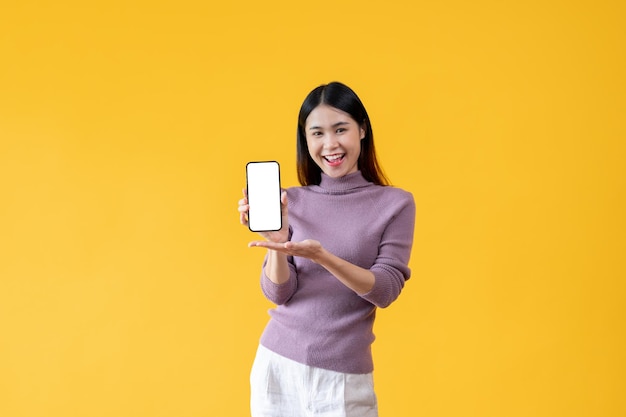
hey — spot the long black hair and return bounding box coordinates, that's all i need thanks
[296,82,389,186]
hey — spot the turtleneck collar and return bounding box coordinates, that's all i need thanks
[313,171,373,194]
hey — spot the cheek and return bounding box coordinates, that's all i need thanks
[354,141,364,160]
[306,139,319,156]
[349,137,363,154]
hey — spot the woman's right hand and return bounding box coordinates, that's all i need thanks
[238,189,290,244]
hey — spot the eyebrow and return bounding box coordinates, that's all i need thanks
[308,121,350,130]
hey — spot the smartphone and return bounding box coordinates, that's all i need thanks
[246,161,282,232]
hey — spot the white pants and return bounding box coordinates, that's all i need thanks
[250,345,378,417]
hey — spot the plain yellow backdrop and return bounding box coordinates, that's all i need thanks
[1,1,624,416]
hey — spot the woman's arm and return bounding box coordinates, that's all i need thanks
[240,189,296,302]
[249,239,375,295]
[240,188,292,285]
[262,248,291,285]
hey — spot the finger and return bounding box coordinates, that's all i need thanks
[280,191,289,216]
[249,241,287,250]
[238,200,249,224]
[249,241,269,249]
[238,188,250,225]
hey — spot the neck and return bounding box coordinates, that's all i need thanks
[316,171,372,194]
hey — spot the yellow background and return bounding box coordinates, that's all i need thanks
[1,0,624,416]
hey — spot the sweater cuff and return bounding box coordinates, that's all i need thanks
[261,269,297,305]
[360,265,407,308]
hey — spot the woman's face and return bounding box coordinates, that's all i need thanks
[304,104,365,179]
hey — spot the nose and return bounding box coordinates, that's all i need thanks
[323,133,339,149]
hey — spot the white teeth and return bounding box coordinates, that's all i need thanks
[325,154,343,161]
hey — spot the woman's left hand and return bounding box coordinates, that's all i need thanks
[249,239,325,263]
[251,238,376,294]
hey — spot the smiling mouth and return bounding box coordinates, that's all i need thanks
[323,154,345,165]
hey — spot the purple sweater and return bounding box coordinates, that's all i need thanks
[258,171,415,374]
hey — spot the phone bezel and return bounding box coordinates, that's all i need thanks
[246,161,282,232]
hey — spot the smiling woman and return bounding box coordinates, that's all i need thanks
[238,81,416,416]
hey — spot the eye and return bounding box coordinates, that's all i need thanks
[336,127,347,134]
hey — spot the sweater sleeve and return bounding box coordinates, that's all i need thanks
[360,192,416,308]
[259,255,298,305]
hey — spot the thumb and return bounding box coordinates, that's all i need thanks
[280,191,289,217]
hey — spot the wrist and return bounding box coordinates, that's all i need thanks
[310,246,328,264]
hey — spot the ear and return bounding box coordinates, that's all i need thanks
[360,123,366,140]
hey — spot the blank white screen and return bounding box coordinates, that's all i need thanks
[246,161,281,232]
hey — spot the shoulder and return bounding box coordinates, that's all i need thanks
[372,185,415,207]
[284,185,306,197]
[350,185,416,220]
[283,185,308,205]
[380,185,413,199]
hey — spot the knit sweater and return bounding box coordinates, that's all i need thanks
[258,170,416,374]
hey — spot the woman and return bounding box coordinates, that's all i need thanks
[238,81,415,416]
